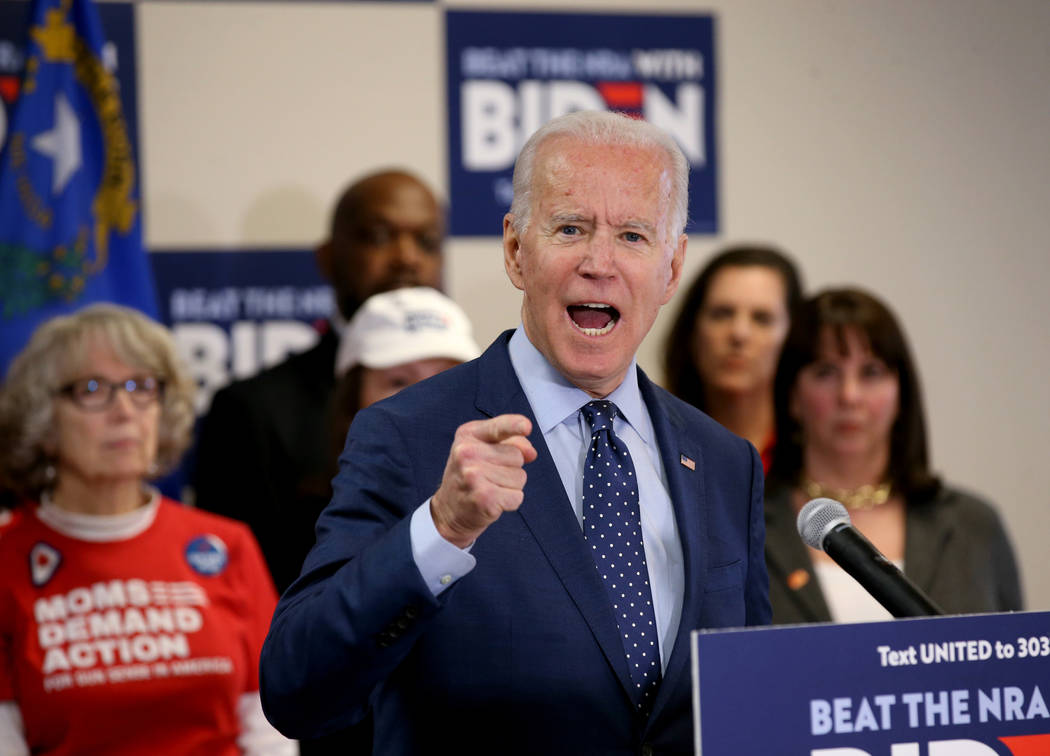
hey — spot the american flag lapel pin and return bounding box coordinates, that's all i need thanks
[680,454,695,471]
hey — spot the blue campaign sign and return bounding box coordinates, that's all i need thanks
[692,612,1050,755]
[446,10,718,237]
[151,249,333,414]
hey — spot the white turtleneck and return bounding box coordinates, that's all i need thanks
[36,488,160,542]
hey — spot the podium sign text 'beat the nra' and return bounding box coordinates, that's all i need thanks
[692,611,1050,755]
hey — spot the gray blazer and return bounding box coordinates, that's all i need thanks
[764,483,1023,624]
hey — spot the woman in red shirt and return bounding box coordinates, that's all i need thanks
[0,304,294,756]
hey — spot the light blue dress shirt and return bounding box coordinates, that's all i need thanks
[410,326,684,671]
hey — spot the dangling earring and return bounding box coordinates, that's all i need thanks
[44,463,56,484]
[147,461,159,477]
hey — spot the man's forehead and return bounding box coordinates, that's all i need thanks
[536,135,668,170]
[538,138,669,183]
[531,139,673,225]
[353,201,441,226]
[339,174,440,227]
[350,191,441,228]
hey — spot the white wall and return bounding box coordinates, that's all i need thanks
[136,0,1050,609]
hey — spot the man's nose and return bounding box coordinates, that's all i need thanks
[389,231,424,268]
[577,233,616,278]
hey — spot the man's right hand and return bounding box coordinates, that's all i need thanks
[430,414,537,549]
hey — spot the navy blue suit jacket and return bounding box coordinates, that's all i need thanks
[260,332,770,755]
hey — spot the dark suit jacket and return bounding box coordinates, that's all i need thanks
[260,332,770,755]
[764,483,1023,624]
[193,328,338,595]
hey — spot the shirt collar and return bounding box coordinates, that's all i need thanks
[508,325,653,445]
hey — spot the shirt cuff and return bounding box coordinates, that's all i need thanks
[410,499,477,596]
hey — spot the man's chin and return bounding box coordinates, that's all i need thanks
[557,354,630,398]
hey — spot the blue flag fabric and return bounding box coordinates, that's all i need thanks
[0,0,156,378]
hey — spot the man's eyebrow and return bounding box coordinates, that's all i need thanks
[544,213,659,236]
[548,213,591,225]
[620,219,658,234]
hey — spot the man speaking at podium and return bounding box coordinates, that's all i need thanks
[260,111,771,754]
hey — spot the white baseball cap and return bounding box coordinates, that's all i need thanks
[335,287,481,375]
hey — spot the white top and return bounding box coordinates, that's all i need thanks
[813,560,905,623]
[37,488,160,541]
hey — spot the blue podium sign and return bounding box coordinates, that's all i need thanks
[692,612,1050,755]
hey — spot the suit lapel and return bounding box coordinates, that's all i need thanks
[474,334,637,705]
[764,487,831,622]
[636,372,707,721]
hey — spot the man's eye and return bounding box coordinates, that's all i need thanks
[359,226,392,245]
[558,225,581,236]
[417,233,442,252]
[623,231,644,243]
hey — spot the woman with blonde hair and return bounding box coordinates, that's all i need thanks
[0,304,294,755]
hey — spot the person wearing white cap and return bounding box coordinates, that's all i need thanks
[283,287,479,756]
[193,170,446,596]
[328,287,480,457]
[197,173,449,756]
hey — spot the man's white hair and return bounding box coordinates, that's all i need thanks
[509,110,689,238]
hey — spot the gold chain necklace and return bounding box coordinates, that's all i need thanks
[801,476,892,511]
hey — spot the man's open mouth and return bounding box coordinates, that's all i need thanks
[567,303,620,336]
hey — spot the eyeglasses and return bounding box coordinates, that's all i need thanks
[57,376,164,411]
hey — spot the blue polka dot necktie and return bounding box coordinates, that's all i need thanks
[580,400,661,715]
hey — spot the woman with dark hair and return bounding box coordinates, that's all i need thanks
[765,288,1022,623]
[664,245,803,471]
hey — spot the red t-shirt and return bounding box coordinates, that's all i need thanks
[0,498,278,755]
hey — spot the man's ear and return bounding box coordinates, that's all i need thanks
[314,240,334,284]
[503,214,525,291]
[661,233,688,304]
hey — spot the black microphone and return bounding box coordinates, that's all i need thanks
[797,497,943,618]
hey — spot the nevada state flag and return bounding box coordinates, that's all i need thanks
[0,0,156,377]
